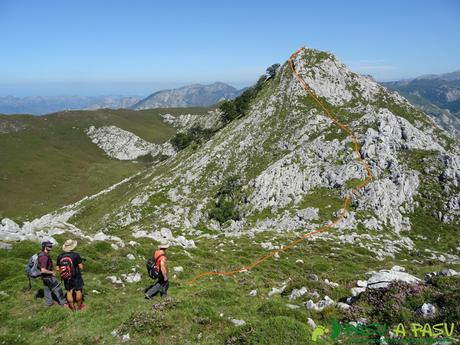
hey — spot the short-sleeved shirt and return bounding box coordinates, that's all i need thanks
[37,251,53,278]
[56,251,83,280]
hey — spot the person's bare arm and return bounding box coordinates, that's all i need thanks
[161,261,168,281]
[41,267,55,276]
[78,263,84,270]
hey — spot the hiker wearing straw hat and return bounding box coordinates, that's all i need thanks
[145,241,170,299]
[57,239,85,311]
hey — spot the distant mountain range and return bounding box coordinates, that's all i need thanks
[0,82,245,115]
[3,76,459,139]
[382,70,460,138]
[0,95,142,115]
[131,82,245,110]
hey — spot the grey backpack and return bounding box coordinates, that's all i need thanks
[26,253,42,278]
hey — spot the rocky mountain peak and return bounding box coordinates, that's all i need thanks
[1,47,459,265]
[132,82,243,109]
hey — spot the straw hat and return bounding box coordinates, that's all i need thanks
[62,239,78,252]
[159,241,170,249]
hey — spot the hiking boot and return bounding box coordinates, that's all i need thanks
[63,303,72,309]
[145,293,151,300]
[79,303,87,310]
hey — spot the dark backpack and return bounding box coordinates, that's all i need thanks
[146,254,164,279]
[58,255,75,280]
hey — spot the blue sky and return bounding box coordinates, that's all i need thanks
[0,0,459,96]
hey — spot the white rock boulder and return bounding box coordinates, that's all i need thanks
[289,287,308,301]
[306,296,335,311]
[417,303,436,318]
[367,266,421,289]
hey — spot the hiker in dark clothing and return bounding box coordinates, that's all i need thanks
[57,239,85,311]
[145,242,170,299]
[37,240,68,307]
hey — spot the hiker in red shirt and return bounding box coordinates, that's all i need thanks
[145,242,169,299]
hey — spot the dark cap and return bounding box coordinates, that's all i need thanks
[41,240,53,249]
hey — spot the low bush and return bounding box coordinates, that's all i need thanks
[219,67,275,124]
[209,176,242,224]
[170,125,214,151]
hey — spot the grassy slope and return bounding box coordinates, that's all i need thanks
[0,233,458,345]
[0,102,458,344]
[0,108,211,222]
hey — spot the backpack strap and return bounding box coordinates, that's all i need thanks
[154,253,165,267]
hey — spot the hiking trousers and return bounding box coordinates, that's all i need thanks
[146,280,169,298]
[42,277,67,306]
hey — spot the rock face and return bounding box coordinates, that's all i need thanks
[126,254,135,260]
[346,266,424,300]
[268,284,287,297]
[229,318,246,327]
[306,296,335,311]
[0,242,12,250]
[417,303,436,318]
[132,227,195,249]
[160,110,223,132]
[123,272,141,283]
[289,287,308,300]
[86,125,175,160]
[366,266,421,289]
[2,47,459,267]
[132,82,243,109]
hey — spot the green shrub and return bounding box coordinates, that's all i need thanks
[136,153,154,164]
[220,100,239,123]
[266,64,280,80]
[209,199,240,224]
[430,276,460,331]
[351,282,426,324]
[170,125,215,151]
[209,176,242,224]
[219,75,267,124]
[171,132,193,150]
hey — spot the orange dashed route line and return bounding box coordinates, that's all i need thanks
[187,47,374,285]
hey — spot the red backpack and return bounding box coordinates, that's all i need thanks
[58,255,74,280]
